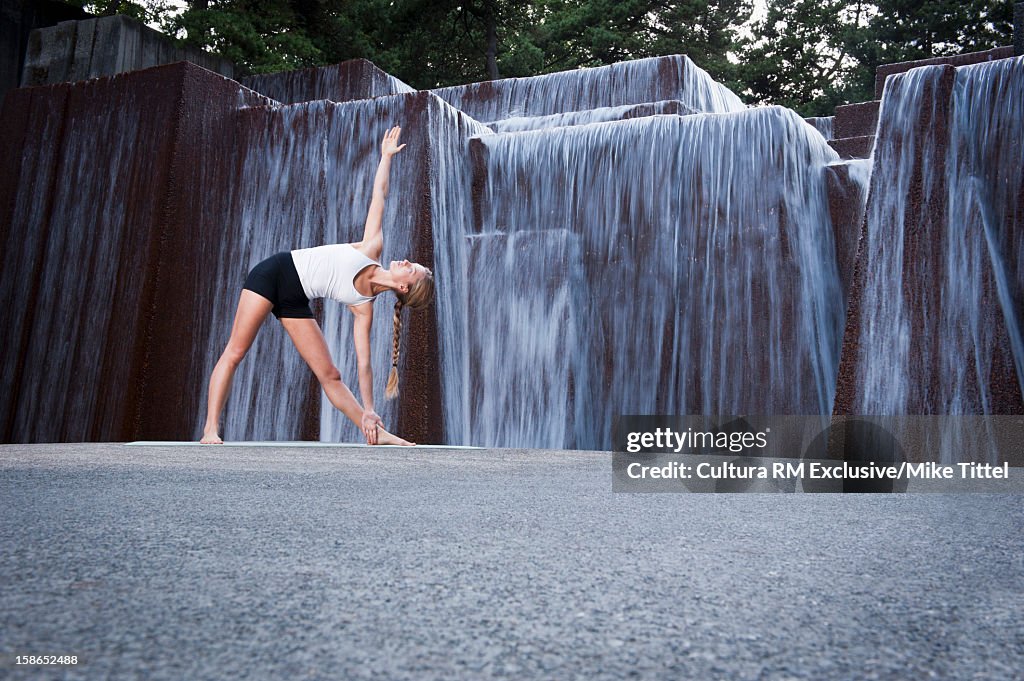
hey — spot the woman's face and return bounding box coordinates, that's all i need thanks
[389,259,429,292]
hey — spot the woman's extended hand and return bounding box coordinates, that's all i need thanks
[361,409,384,444]
[380,126,406,158]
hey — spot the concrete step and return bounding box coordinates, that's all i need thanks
[833,100,881,139]
[829,135,874,160]
[874,45,1014,99]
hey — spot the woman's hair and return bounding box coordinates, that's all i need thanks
[385,267,435,399]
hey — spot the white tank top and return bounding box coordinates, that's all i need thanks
[290,243,380,306]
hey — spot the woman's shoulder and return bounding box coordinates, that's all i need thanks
[297,242,362,254]
[345,241,381,263]
[296,241,379,265]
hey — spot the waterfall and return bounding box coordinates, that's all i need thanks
[459,107,842,449]
[4,52,1020,451]
[240,60,415,105]
[486,100,698,133]
[947,57,1024,405]
[854,66,955,415]
[432,55,744,121]
[5,87,148,440]
[422,101,493,447]
[199,102,332,442]
[850,59,1024,417]
[805,117,834,141]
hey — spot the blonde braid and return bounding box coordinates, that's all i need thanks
[385,298,404,399]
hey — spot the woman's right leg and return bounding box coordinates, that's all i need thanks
[201,289,273,443]
[279,317,414,445]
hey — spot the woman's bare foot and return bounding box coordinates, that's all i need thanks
[200,430,223,444]
[376,427,415,446]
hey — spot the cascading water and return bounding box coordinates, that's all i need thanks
[805,117,834,140]
[240,60,415,105]
[460,107,843,449]
[5,92,147,440]
[432,55,744,121]
[420,101,492,447]
[486,100,698,133]
[850,59,1024,417]
[854,66,952,415]
[198,102,331,442]
[463,229,585,448]
[946,57,1024,405]
[3,49,1020,454]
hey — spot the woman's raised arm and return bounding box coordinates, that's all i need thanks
[359,126,406,261]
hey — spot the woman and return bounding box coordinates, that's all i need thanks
[201,126,433,445]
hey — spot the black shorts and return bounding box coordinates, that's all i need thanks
[243,252,315,319]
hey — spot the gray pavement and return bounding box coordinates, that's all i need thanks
[1,443,1022,680]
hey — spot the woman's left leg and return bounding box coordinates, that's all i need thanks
[201,289,273,443]
[280,317,413,445]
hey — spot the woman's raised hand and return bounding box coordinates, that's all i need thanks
[381,126,406,157]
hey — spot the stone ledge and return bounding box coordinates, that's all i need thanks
[833,100,880,139]
[874,46,1013,99]
[828,135,874,160]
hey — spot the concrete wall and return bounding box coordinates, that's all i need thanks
[21,13,233,87]
[0,63,269,442]
[1,0,86,105]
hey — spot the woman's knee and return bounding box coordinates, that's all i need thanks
[220,343,249,367]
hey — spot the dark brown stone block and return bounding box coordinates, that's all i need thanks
[0,64,197,441]
[240,59,414,105]
[825,161,870,307]
[833,100,880,139]
[0,63,276,443]
[131,63,274,441]
[835,62,1024,418]
[828,135,875,160]
[874,46,1013,99]
[0,83,71,441]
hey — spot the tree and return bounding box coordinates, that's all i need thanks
[844,0,1014,100]
[511,0,753,85]
[72,0,1015,114]
[374,0,538,88]
[165,0,323,74]
[736,0,859,116]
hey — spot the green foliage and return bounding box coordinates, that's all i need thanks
[166,1,324,74]
[737,0,859,116]
[844,0,1013,98]
[65,0,162,23]
[739,0,1014,116]
[84,0,1019,113]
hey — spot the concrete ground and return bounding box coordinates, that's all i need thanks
[1,443,1022,680]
